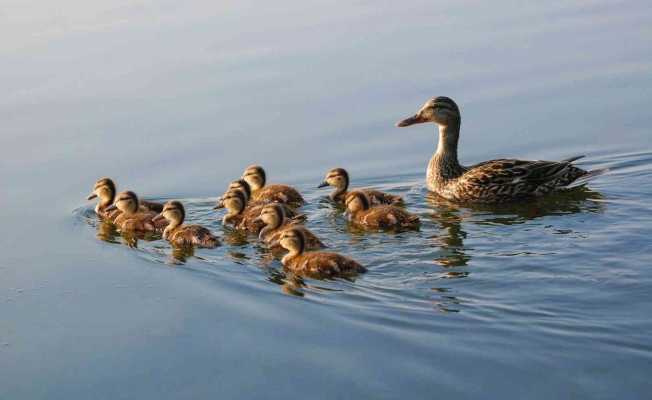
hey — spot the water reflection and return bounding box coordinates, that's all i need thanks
[425,186,604,267]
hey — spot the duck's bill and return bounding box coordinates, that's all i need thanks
[396,114,427,127]
[87,193,98,200]
[212,198,225,210]
[317,181,329,188]
[151,214,165,223]
[105,204,117,211]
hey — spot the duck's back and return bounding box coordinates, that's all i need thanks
[449,158,588,203]
[253,184,304,205]
[114,212,157,232]
[356,205,420,229]
[169,225,219,248]
[286,252,365,278]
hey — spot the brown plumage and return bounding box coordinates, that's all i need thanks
[345,191,420,230]
[153,201,219,248]
[213,179,265,209]
[278,228,365,279]
[220,190,304,233]
[396,96,602,203]
[256,204,325,250]
[109,191,166,232]
[242,165,305,205]
[87,177,163,221]
[318,167,403,205]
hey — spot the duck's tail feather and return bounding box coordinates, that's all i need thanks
[565,168,609,189]
[561,155,586,163]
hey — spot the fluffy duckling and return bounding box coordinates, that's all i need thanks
[318,167,403,205]
[219,190,303,233]
[277,228,365,279]
[214,179,262,209]
[345,191,420,230]
[109,191,166,232]
[255,203,325,250]
[396,96,603,203]
[242,165,305,205]
[87,177,163,221]
[153,201,220,248]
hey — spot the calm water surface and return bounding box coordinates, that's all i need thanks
[2,1,652,399]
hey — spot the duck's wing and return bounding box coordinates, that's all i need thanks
[458,158,588,200]
[463,158,586,185]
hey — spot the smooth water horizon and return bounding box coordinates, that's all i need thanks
[2,1,652,399]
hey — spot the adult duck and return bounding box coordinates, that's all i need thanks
[396,97,602,203]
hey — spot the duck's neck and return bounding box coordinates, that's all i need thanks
[281,249,300,265]
[259,216,283,239]
[429,123,465,182]
[163,218,182,238]
[331,179,348,200]
[222,208,242,225]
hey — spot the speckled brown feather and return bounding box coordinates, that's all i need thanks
[335,189,403,206]
[227,203,303,233]
[350,205,420,230]
[283,252,366,279]
[252,184,304,205]
[166,225,219,248]
[114,211,159,233]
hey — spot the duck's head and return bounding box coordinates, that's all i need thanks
[87,177,116,204]
[154,200,185,225]
[228,179,252,201]
[242,165,266,191]
[255,203,285,228]
[110,190,140,215]
[396,97,460,128]
[344,190,370,213]
[318,168,349,190]
[222,189,246,214]
[214,179,252,209]
[278,228,306,254]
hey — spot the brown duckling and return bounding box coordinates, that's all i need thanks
[214,179,263,209]
[87,177,164,221]
[277,228,365,279]
[108,191,167,232]
[255,203,325,250]
[242,165,305,205]
[153,201,220,248]
[219,190,304,233]
[318,167,403,205]
[345,191,420,230]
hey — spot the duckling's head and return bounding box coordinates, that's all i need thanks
[318,168,349,190]
[279,228,306,254]
[87,177,116,204]
[228,179,252,201]
[258,203,285,227]
[113,190,140,215]
[242,165,266,190]
[344,190,370,213]
[396,96,460,128]
[223,189,246,214]
[159,200,185,225]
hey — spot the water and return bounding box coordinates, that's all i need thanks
[2,1,651,398]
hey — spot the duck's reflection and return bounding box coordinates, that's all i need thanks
[425,187,604,267]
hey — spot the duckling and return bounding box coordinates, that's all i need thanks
[242,165,305,205]
[214,179,262,209]
[396,96,604,203]
[318,167,403,205]
[277,228,365,279]
[153,201,220,248]
[255,203,325,250]
[108,191,166,232]
[219,189,304,233]
[87,177,163,221]
[345,191,420,230]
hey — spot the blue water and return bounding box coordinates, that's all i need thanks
[2,1,652,399]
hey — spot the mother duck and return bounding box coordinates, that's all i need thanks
[396,96,601,203]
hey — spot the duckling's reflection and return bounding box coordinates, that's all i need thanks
[95,220,120,244]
